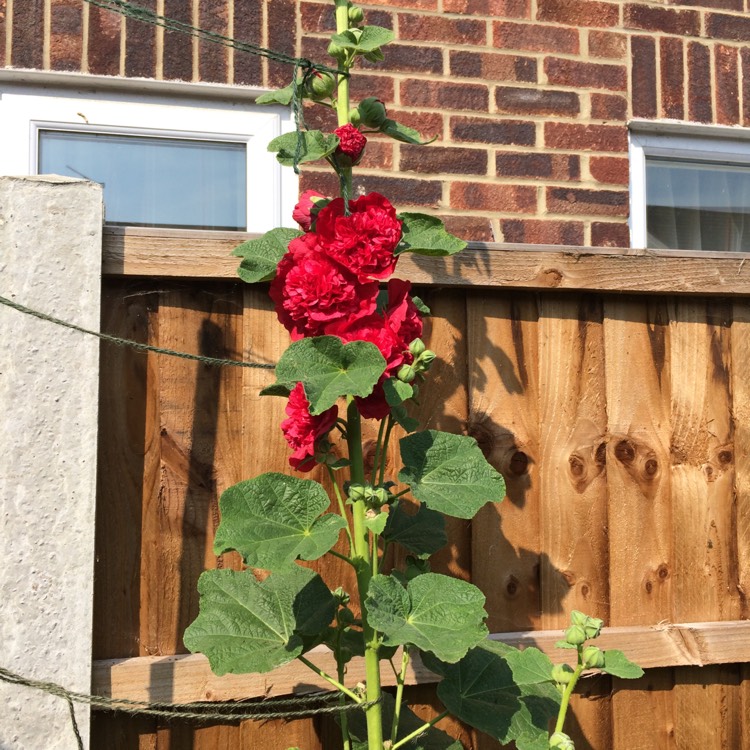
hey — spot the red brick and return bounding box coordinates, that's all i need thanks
[125,0,156,78]
[0,0,6,63]
[742,49,750,127]
[501,218,584,245]
[496,86,579,116]
[401,79,489,112]
[401,145,488,175]
[12,0,43,67]
[300,170,339,198]
[546,187,628,216]
[589,156,629,185]
[588,30,627,60]
[591,93,627,121]
[451,116,536,145]
[591,221,630,247]
[198,0,229,82]
[374,44,443,75]
[545,123,628,152]
[450,50,537,83]
[668,0,740,9]
[497,152,580,180]
[493,21,579,55]
[660,37,684,119]
[358,140,394,171]
[163,0,193,80]
[544,58,626,90]
[688,42,712,123]
[397,13,486,44]
[87,5,121,76]
[444,0,530,16]
[350,75,395,104]
[715,44,739,125]
[393,110,445,142]
[706,12,750,41]
[364,0,437,8]
[356,175,442,207]
[267,0,297,87]
[234,0,262,86]
[50,0,82,71]
[537,0,619,28]
[631,36,657,118]
[440,215,496,242]
[301,2,335,32]
[451,182,537,212]
[625,4,700,36]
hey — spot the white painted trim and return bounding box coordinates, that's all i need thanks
[628,121,750,249]
[0,77,297,233]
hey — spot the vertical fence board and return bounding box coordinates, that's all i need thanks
[670,299,741,750]
[468,292,542,635]
[537,294,610,750]
[604,297,674,750]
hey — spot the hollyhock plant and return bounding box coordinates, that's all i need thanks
[186,4,643,750]
[315,192,402,281]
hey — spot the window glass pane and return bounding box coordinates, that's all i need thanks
[38,130,247,230]
[646,157,750,251]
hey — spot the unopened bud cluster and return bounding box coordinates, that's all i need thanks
[347,482,392,509]
[549,732,575,750]
[396,339,436,385]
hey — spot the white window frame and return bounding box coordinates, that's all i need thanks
[0,71,298,233]
[629,120,750,249]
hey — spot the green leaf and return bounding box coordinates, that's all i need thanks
[324,625,365,665]
[554,640,578,650]
[422,641,560,750]
[348,692,462,750]
[213,473,346,570]
[268,130,339,167]
[381,118,437,146]
[602,650,644,679]
[382,501,447,558]
[390,402,420,433]
[184,566,336,675]
[384,377,413,406]
[256,81,297,106]
[271,336,387,414]
[233,227,302,283]
[330,25,394,53]
[397,213,467,257]
[412,296,431,315]
[399,431,506,519]
[366,573,488,662]
[258,382,291,398]
[364,512,389,535]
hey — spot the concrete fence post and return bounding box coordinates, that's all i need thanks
[0,175,103,749]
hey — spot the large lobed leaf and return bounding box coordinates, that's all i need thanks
[330,25,395,54]
[397,213,467,257]
[214,473,346,570]
[268,130,339,167]
[382,501,447,559]
[365,573,488,663]
[422,640,560,750]
[399,431,506,519]
[184,566,336,675]
[602,649,644,679]
[266,336,386,414]
[233,227,301,283]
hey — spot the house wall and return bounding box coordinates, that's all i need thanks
[2,0,750,246]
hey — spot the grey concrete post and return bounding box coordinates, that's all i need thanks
[0,176,103,749]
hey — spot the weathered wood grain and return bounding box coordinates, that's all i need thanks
[604,297,674,749]
[537,294,611,749]
[468,292,542,635]
[101,227,750,295]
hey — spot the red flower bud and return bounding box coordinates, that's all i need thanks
[334,123,367,164]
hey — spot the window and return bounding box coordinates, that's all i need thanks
[0,73,296,233]
[630,123,750,252]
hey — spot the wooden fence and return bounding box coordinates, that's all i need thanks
[91,228,750,749]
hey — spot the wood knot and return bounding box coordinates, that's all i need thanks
[656,563,670,581]
[614,439,635,464]
[541,268,563,287]
[568,453,585,477]
[718,450,733,465]
[644,458,659,476]
[509,450,529,476]
[505,574,519,598]
[579,582,590,599]
[595,442,607,466]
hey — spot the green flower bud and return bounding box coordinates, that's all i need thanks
[409,338,426,357]
[398,364,417,383]
[564,624,587,646]
[306,72,335,100]
[357,97,388,128]
[332,587,350,606]
[348,107,362,127]
[327,40,346,60]
[373,487,390,506]
[348,483,366,502]
[584,616,604,640]
[551,663,575,685]
[348,3,365,25]
[570,610,588,627]
[582,645,605,669]
[418,350,436,369]
[549,732,575,750]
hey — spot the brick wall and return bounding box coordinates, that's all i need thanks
[2,0,750,246]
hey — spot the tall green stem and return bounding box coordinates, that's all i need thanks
[334,0,353,201]
[346,400,384,750]
[554,660,584,735]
